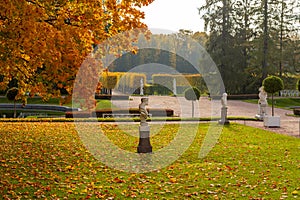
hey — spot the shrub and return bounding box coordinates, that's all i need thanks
[263,76,284,94]
[151,74,205,95]
[184,87,201,118]
[100,73,118,89]
[66,108,174,118]
[6,87,18,101]
[6,87,19,118]
[152,74,174,90]
[262,75,284,116]
[117,73,146,94]
[184,87,201,101]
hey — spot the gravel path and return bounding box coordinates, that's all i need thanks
[112,93,300,138]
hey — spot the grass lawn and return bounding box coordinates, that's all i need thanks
[0,122,299,199]
[245,98,300,109]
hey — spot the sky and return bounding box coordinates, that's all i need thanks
[141,0,206,33]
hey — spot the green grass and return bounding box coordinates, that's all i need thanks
[96,99,117,110]
[0,122,299,199]
[245,97,300,109]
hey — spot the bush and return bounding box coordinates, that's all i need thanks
[6,87,18,101]
[66,108,174,118]
[152,74,173,87]
[100,73,119,89]
[184,87,201,101]
[293,108,300,116]
[184,87,201,118]
[151,74,205,95]
[262,76,284,94]
[117,73,146,94]
[263,75,284,116]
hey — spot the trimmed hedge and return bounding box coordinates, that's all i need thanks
[151,74,206,95]
[116,73,147,94]
[227,94,259,100]
[293,108,300,116]
[263,76,284,94]
[210,94,259,100]
[94,94,129,100]
[100,72,119,89]
[66,108,174,118]
[184,87,201,101]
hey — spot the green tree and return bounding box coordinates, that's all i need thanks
[184,87,201,118]
[200,0,249,94]
[199,0,299,94]
[262,76,284,116]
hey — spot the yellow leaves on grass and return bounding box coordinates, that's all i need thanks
[0,123,299,199]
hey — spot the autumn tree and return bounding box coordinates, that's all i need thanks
[0,0,153,105]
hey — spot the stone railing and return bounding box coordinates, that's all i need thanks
[279,90,299,97]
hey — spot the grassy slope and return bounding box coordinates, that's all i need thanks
[245,98,300,109]
[0,122,299,199]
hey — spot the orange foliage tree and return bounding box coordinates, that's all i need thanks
[0,0,153,104]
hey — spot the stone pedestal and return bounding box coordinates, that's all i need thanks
[219,107,230,125]
[137,125,152,153]
[264,116,280,127]
[255,104,267,120]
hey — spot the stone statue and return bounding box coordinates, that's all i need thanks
[140,78,144,96]
[221,93,228,108]
[256,86,268,120]
[137,97,152,153]
[258,86,268,105]
[219,93,229,124]
[139,97,148,125]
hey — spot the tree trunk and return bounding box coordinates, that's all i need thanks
[192,101,194,118]
[272,93,274,116]
[262,0,268,80]
[279,0,284,77]
[14,100,16,118]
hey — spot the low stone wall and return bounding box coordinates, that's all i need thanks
[66,108,174,118]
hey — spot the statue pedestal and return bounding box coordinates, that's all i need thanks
[219,107,230,125]
[137,125,152,153]
[255,104,267,120]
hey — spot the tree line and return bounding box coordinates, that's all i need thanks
[200,0,300,94]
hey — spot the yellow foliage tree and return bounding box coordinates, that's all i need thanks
[0,0,153,104]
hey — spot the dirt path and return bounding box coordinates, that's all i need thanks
[111,94,300,138]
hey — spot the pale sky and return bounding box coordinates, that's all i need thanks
[141,0,205,33]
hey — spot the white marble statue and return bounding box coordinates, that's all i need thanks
[256,86,268,119]
[139,97,148,125]
[173,78,177,96]
[140,78,144,96]
[221,93,228,108]
[258,86,268,105]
